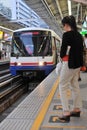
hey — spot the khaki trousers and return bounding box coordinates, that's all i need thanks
[59,62,82,111]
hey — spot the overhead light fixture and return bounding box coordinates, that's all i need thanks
[67,0,72,15]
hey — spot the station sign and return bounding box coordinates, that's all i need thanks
[80,31,87,36]
[0,31,4,40]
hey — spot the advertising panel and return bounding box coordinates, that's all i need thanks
[0,31,4,40]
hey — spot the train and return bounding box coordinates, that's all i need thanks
[10,27,61,76]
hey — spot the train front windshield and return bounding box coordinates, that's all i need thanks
[11,31,52,57]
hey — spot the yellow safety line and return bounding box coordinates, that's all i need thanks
[42,125,86,129]
[30,77,60,130]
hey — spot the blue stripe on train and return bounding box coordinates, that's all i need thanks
[10,65,56,76]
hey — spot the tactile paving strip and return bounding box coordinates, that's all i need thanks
[0,70,58,130]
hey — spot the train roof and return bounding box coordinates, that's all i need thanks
[13,27,61,41]
[14,27,53,32]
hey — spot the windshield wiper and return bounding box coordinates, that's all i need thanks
[13,39,26,56]
[38,37,47,53]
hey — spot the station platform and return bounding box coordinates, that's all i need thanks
[0,59,9,65]
[0,70,87,130]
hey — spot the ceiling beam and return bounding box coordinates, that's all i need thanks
[72,0,87,5]
[76,3,80,22]
[80,3,82,21]
[41,0,54,17]
[55,0,63,19]
[0,25,13,35]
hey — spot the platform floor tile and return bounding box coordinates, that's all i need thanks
[41,102,87,130]
[0,119,33,130]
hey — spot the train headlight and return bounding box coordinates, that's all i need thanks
[17,62,21,66]
[38,61,47,66]
[39,61,44,66]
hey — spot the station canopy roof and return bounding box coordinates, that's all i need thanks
[24,0,87,37]
[0,13,24,34]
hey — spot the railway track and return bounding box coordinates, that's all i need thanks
[0,61,45,122]
[0,61,9,71]
[0,71,43,113]
[0,74,27,113]
[0,62,27,113]
[0,69,10,77]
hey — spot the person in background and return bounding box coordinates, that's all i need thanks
[84,34,87,48]
[58,15,83,122]
[0,49,2,59]
[84,34,87,71]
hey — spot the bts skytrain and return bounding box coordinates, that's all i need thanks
[10,27,61,76]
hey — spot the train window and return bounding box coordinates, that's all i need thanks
[38,36,52,56]
[11,31,52,57]
[11,37,26,57]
